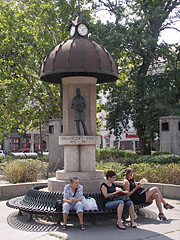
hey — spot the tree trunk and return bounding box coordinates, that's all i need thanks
[137,129,151,155]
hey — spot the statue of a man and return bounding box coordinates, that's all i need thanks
[71,88,88,135]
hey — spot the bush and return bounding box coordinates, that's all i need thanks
[96,148,138,161]
[136,154,180,164]
[96,160,180,184]
[151,151,172,156]
[4,159,46,183]
[1,155,15,163]
[129,163,180,185]
[96,148,180,166]
[96,161,126,180]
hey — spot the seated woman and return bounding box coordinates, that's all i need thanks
[123,168,174,221]
[100,170,137,230]
[62,177,85,230]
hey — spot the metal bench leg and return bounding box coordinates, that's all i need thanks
[27,212,33,222]
[18,210,22,216]
[57,215,61,225]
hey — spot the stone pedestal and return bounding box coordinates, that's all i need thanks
[48,76,105,192]
[48,170,104,192]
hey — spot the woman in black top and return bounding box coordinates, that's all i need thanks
[123,168,174,221]
[100,170,137,229]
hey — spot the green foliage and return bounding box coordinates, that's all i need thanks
[0,155,15,163]
[96,148,137,160]
[96,160,180,184]
[93,0,180,155]
[136,154,180,164]
[96,148,180,165]
[129,163,180,185]
[37,155,49,162]
[96,161,126,181]
[0,156,5,163]
[0,0,93,137]
[4,159,45,183]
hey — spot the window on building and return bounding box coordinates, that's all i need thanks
[162,122,169,131]
[49,125,54,134]
[178,122,180,131]
[12,138,20,152]
[61,124,63,133]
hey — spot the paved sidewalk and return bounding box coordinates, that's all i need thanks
[0,198,180,240]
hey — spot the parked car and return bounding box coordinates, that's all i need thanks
[0,150,5,157]
[18,148,30,153]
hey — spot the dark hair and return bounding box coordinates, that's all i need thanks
[106,170,116,180]
[70,177,79,183]
[125,168,135,183]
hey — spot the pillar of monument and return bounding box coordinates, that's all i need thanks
[48,76,105,192]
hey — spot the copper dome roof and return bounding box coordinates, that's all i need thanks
[40,37,118,84]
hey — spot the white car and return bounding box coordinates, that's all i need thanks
[0,150,5,157]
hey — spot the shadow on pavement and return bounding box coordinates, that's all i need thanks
[6,210,175,240]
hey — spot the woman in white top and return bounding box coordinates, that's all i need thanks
[62,177,85,230]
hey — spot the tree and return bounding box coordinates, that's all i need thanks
[0,0,93,139]
[92,0,180,154]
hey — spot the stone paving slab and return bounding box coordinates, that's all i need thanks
[0,198,180,240]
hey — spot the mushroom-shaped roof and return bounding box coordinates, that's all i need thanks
[40,16,118,84]
[40,37,118,84]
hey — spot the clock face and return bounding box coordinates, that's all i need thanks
[70,25,76,37]
[77,23,88,36]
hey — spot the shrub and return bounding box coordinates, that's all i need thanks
[96,148,138,161]
[152,151,172,156]
[136,154,180,164]
[4,159,46,183]
[96,161,126,180]
[37,155,49,162]
[129,163,180,185]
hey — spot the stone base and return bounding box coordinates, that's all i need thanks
[48,169,105,192]
[56,170,104,180]
[48,177,105,192]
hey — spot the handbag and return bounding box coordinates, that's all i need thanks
[111,194,130,202]
[55,199,63,212]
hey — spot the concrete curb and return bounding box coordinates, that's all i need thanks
[0,180,47,200]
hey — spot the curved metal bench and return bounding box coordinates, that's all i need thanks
[6,185,152,223]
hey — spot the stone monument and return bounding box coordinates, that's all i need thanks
[48,119,64,172]
[40,15,118,191]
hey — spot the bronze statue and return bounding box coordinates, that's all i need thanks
[71,88,88,135]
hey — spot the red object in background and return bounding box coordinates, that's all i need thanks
[18,148,30,153]
[126,134,138,138]
[104,135,109,139]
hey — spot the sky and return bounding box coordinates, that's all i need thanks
[159,22,180,44]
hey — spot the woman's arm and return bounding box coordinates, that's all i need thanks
[123,179,141,197]
[101,185,113,198]
[63,196,72,203]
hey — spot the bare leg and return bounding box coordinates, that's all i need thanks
[149,192,164,214]
[117,202,124,227]
[146,187,166,205]
[77,212,83,225]
[63,213,68,225]
[129,204,135,224]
